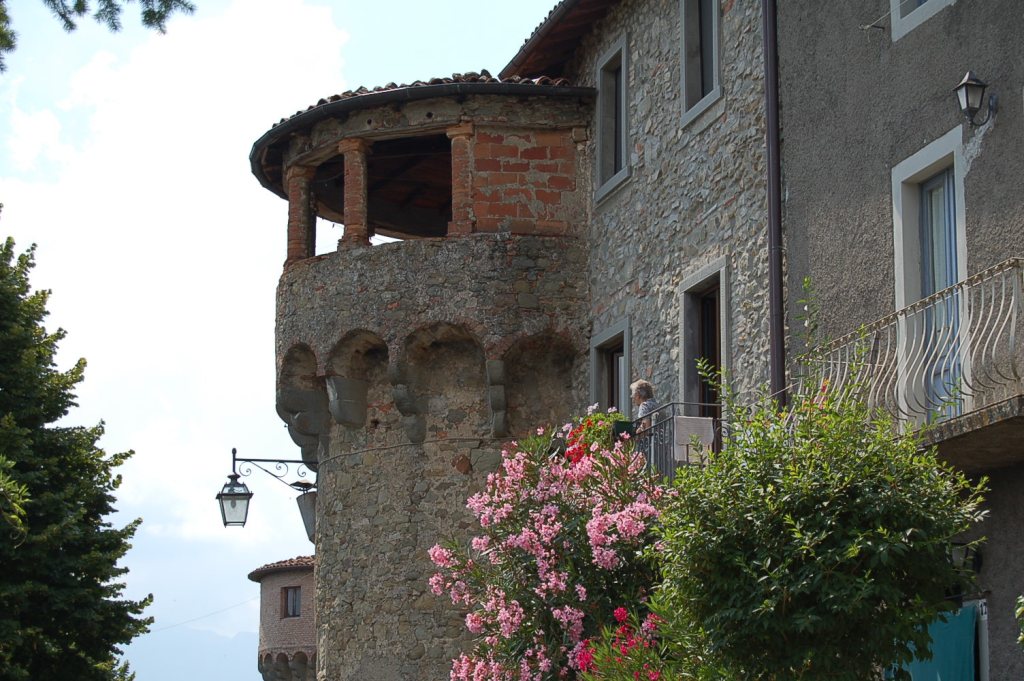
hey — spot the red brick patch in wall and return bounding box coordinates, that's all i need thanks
[469,127,577,234]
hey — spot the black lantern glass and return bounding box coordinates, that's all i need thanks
[217,473,253,527]
[954,71,988,122]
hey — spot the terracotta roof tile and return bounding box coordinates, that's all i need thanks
[272,71,574,128]
[247,555,315,582]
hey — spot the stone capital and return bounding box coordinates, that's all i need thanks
[337,138,372,155]
[446,122,474,139]
[285,164,317,183]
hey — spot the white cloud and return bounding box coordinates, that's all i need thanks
[6,104,75,172]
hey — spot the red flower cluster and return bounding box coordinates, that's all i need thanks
[563,412,626,463]
[579,609,666,681]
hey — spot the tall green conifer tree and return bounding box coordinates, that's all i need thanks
[0,235,151,681]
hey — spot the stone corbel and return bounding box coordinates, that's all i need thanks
[389,364,426,444]
[486,359,508,437]
[276,386,331,470]
[325,376,369,427]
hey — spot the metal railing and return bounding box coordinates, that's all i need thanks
[801,257,1024,425]
[631,402,721,481]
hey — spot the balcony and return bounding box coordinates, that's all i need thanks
[803,257,1024,471]
[631,402,721,480]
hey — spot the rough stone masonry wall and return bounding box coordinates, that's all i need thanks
[570,0,771,404]
[275,235,590,681]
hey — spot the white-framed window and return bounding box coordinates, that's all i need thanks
[889,0,957,42]
[679,0,721,128]
[596,36,630,202]
[590,319,631,415]
[678,258,730,418]
[891,126,966,309]
[891,127,969,420]
[281,586,301,618]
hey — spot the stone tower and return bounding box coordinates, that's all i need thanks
[249,73,594,680]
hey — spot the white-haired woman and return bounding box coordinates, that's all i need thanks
[630,379,658,434]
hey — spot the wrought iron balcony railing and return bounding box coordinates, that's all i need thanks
[801,257,1024,425]
[631,402,721,481]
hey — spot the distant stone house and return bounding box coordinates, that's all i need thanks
[248,556,316,681]
[246,0,1021,679]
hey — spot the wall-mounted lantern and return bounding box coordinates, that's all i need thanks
[217,448,315,541]
[954,71,997,126]
[949,541,983,574]
[216,463,253,527]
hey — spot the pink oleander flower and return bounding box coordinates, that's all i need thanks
[614,606,629,623]
[641,613,662,634]
[497,600,524,638]
[429,572,446,596]
[592,546,620,569]
[430,409,667,680]
[551,605,585,643]
[465,612,485,634]
[429,544,457,568]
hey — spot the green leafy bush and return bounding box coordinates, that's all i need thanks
[656,380,986,680]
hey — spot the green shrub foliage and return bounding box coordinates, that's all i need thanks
[657,380,986,680]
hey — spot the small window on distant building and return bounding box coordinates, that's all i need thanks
[596,36,630,201]
[282,586,301,618]
[680,0,721,127]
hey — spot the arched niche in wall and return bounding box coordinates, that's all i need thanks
[289,651,311,681]
[326,330,389,428]
[277,344,330,469]
[401,322,489,441]
[273,653,291,681]
[258,653,275,681]
[503,332,579,436]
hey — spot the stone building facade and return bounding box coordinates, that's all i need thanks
[778,1,1024,679]
[530,0,772,409]
[248,556,316,681]
[247,1,777,679]
[245,0,1023,679]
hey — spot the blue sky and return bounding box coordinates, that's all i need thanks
[0,1,559,678]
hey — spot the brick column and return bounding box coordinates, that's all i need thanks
[285,165,317,268]
[447,122,474,236]
[338,138,371,249]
